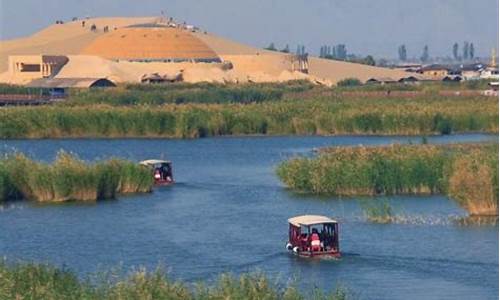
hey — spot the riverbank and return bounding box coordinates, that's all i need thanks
[277,143,498,216]
[0,261,349,300]
[0,94,497,139]
[0,152,152,202]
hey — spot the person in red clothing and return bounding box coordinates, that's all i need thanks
[310,228,321,252]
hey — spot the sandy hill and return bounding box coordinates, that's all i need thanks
[0,16,410,85]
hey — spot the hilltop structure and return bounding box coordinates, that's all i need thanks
[82,25,221,63]
[0,16,413,86]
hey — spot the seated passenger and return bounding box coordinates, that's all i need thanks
[300,233,308,251]
[154,168,162,180]
[310,228,321,252]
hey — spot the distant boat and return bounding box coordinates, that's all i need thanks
[286,215,341,258]
[140,159,174,186]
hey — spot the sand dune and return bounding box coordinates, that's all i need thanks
[0,16,411,85]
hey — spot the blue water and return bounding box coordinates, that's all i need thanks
[0,134,498,300]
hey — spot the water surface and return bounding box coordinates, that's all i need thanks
[0,134,498,300]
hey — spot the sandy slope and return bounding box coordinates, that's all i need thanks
[0,17,156,72]
[0,16,410,85]
[197,31,409,84]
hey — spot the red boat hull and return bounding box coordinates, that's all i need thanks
[294,250,341,259]
[154,179,174,186]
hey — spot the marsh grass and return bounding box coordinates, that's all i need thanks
[453,215,499,226]
[0,152,152,202]
[0,261,351,300]
[447,146,499,216]
[0,94,497,139]
[361,200,394,223]
[65,80,318,106]
[277,143,498,216]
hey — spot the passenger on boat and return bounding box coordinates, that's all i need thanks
[300,233,308,251]
[154,168,162,180]
[311,228,321,252]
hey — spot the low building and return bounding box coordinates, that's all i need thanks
[417,64,449,79]
[441,75,462,82]
[366,77,397,84]
[398,76,420,83]
[482,82,499,96]
[391,63,422,72]
[460,65,483,80]
[480,67,499,80]
[8,55,69,81]
[26,78,116,95]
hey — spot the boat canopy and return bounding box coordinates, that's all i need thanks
[140,159,171,166]
[288,215,337,227]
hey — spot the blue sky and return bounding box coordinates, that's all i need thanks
[0,0,498,58]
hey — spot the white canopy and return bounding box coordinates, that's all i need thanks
[288,215,337,227]
[139,159,171,166]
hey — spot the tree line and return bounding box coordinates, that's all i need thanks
[398,41,475,62]
[264,42,375,66]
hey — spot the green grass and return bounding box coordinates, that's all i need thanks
[0,83,49,95]
[361,200,394,223]
[0,94,496,138]
[334,79,495,92]
[61,80,316,106]
[0,261,351,300]
[277,143,499,216]
[0,152,153,202]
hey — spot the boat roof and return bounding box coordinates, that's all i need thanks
[139,159,171,166]
[288,215,337,227]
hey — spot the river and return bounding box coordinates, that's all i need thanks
[0,134,498,300]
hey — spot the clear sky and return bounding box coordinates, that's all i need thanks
[0,0,498,59]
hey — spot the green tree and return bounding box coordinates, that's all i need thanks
[336,44,347,60]
[398,44,407,61]
[364,55,376,66]
[265,42,277,51]
[463,41,470,61]
[280,44,290,53]
[453,43,460,61]
[469,43,475,60]
[420,45,429,63]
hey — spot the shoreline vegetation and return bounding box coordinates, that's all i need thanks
[277,143,499,216]
[0,262,350,300]
[0,81,498,139]
[0,152,152,202]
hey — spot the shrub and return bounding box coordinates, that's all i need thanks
[337,78,362,87]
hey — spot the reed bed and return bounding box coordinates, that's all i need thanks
[0,261,350,300]
[277,143,498,216]
[0,152,152,202]
[0,94,497,139]
[64,80,315,106]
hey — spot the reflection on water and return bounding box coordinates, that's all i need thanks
[0,134,498,300]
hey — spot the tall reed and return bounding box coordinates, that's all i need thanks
[0,261,350,300]
[0,94,497,139]
[0,152,153,202]
[277,143,498,216]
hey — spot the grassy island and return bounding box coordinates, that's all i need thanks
[277,143,498,216]
[0,261,350,300]
[0,152,152,202]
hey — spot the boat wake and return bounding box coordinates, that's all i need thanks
[351,214,469,226]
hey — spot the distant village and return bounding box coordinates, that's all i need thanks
[390,51,499,83]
